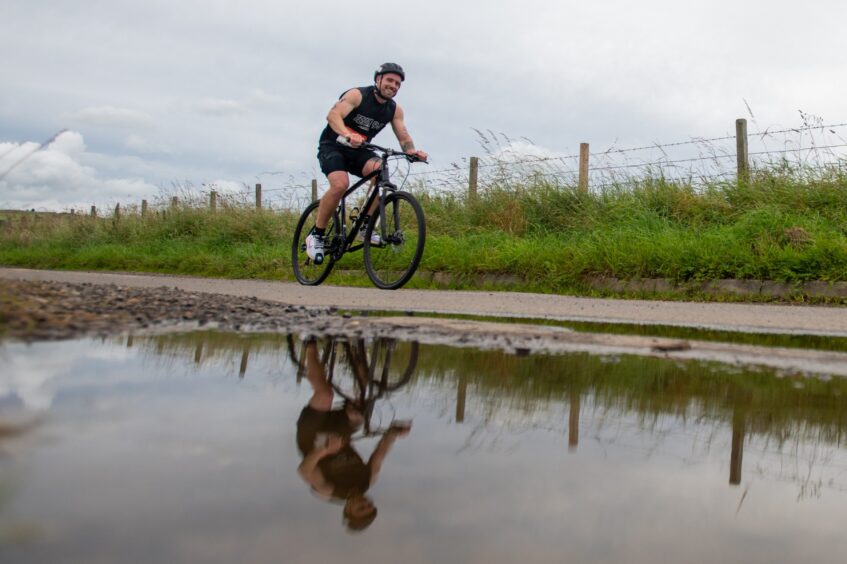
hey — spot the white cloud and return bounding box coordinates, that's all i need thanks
[125,134,174,155]
[0,130,158,211]
[68,106,155,129]
[193,98,247,116]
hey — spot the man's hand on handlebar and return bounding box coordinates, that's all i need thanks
[406,149,428,163]
[337,132,366,148]
[336,135,428,163]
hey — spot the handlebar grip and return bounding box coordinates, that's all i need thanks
[336,134,353,147]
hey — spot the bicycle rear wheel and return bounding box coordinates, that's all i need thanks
[363,191,425,290]
[292,201,339,286]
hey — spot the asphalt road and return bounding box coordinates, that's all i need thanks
[3,267,846,337]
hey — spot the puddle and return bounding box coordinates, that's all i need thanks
[2,332,847,563]
[356,309,847,352]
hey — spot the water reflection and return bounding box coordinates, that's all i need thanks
[3,331,847,562]
[295,338,412,531]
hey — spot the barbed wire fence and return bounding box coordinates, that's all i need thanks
[15,117,845,218]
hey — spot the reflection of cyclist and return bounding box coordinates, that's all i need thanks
[296,338,411,532]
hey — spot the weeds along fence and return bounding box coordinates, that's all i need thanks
[409,116,847,200]
[13,116,847,220]
[226,116,847,214]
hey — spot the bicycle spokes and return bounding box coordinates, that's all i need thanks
[363,191,426,289]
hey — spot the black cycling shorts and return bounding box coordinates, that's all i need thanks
[317,143,379,177]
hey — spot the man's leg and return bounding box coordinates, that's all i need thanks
[361,159,382,217]
[315,171,349,230]
[305,340,333,411]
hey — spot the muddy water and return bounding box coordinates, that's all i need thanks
[3,332,847,564]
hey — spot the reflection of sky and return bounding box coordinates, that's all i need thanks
[2,337,847,563]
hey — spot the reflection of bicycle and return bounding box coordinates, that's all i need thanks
[287,335,418,435]
[292,141,427,290]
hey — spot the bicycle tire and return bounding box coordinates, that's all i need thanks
[292,201,339,286]
[369,339,419,391]
[363,191,425,290]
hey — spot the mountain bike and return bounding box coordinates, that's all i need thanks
[287,335,418,391]
[292,141,427,290]
[288,335,418,436]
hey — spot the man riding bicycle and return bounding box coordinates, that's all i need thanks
[307,62,428,264]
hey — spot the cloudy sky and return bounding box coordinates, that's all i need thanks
[2,1,846,211]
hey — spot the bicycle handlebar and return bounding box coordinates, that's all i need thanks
[336,135,427,163]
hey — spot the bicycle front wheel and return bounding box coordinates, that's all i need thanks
[363,191,425,290]
[368,338,419,391]
[292,201,338,286]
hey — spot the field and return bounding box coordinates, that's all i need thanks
[3,163,847,302]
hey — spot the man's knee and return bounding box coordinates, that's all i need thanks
[362,159,382,177]
[329,175,349,189]
[326,173,349,196]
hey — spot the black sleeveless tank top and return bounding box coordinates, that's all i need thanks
[319,86,397,146]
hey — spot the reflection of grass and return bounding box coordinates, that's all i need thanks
[413,344,847,446]
[128,331,847,448]
[0,522,47,546]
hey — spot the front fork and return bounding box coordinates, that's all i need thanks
[375,180,398,243]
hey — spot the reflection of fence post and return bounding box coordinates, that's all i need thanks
[736,118,749,184]
[730,409,745,486]
[456,375,467,423]
[311,179,318,202]
[126,335,133,348]
[194,343,203,365]
[568,390,580,452]
[255,183,262,209]
[468,157,479,201]
[239,345,250,379]
[141,199,148,217]
[210,190,217,212]
[578,143,590,192]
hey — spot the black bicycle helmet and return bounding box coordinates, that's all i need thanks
[374,62,405,82]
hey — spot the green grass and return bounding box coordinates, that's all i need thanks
[3,162,847,300]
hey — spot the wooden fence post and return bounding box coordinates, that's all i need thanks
[141,199,148,217]
[90,205,97,217]
[210,190,217,212]
[578,143,590,192]
[468,156,479,200]
[736,118,749,184]
[255,183,262,209]
[114,203,121,221]
[311,179,318,202]
[171,196,179,210]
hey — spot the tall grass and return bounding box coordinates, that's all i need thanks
[2,161,847,296]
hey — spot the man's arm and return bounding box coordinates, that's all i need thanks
[390,105,428,161]
[367,421,411,485]
[297,434,344,497]
[327,89,366,147]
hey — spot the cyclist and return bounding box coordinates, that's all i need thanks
[296,338,412,531]
[306,62,429,264]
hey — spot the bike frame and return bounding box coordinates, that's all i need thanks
[332,145,403,259]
